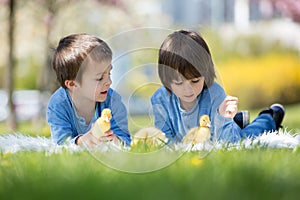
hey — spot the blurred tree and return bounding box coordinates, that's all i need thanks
[35,0,71,92]
[267,0,300,23]
[0,0,126,130]
[2,0,17,130]
[37,0,126,93]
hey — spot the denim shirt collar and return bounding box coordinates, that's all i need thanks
[65,88,96,134]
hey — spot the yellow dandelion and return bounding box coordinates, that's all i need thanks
[42,125,51,137]
[191,156,203,166]
[3,152,12,159]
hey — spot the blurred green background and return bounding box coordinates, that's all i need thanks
[0,0,300,134]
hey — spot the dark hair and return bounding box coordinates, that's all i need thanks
[158,30,216,93]
[52,33,112,88]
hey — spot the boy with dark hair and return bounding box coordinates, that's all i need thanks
[151,30,285,143]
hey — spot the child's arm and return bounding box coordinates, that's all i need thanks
[108,91,131,146]
[47,103,75,145]
[209,83,242,143]
[151,103,173,139]
[151,88,174,139]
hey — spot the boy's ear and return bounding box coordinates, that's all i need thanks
[65,80,77,90]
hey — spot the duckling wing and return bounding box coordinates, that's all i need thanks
[183,127,198,144]
[194,127,211,143]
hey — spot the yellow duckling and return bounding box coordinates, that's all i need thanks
[131,127,168,149]
[92,108,112,139]
[183,115,211,145]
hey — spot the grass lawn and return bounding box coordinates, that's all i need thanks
[0,103,300,200]
[1,149,300,200]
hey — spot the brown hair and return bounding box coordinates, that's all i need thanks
[158,30,216,93]
[52,33,112,88]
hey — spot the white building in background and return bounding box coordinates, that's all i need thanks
[161,0,282,29]
[234,0,250,30]
[160,0,300,52]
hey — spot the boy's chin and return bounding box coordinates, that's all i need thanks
[95,95,107,102]
[182,97,197,103]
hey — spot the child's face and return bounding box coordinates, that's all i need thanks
[76,59,112,103]
[170,76,205,109]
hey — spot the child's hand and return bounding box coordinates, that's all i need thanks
[76,130,119,147]
[75,131,100,147]
[218,95,238,118]
[99,130,119,142]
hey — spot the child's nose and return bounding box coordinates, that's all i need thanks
[183,81,193,91]
[105,77,112,86]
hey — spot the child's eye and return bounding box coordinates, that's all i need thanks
[173,81,183,85]
[191,79,200,83]
[96,72,111,81]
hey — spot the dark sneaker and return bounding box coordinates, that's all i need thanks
[270,103,285,130]
[259,103,285,130]
[234,110,250,129]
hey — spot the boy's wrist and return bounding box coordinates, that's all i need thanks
[75,135,82,145]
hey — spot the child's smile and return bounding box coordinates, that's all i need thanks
[183,94,194,98]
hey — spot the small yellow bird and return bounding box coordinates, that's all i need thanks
[183,115,211,145]
[92,108,112,139]
[131,127,168,149]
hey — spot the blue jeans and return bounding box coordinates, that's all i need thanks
[240,113,276,138]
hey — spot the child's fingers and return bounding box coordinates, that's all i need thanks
[218,95,238,118]
[105,135,116,142]
[224,96,238,105]
[225,104,238,117]
[99,136,113,142]
[99,131,116,142]
[104,130,114,136]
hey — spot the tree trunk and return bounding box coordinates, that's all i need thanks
[38,4,58,93]
[7,0,17,130]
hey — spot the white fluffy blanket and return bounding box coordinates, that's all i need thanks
[0,130,299,155]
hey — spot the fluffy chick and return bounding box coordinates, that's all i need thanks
[183,115,211,145]
[131,127,168,149]
[92,108,112,139]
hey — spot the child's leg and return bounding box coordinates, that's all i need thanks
[240,104,285,138]
[240,113,276,138]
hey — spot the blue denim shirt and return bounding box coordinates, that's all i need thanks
[47,87,131,146]
[151,82,243,143]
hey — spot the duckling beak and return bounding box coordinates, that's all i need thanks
[207,122,211,128]
[104,116,110,122]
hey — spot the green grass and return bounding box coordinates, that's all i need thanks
[1,104,300,199]
[1,149,300,200]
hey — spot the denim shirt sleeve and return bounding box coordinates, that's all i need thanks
[151,102,173,139]
[213,112,242,142]
[47,88,76,145]
[151,87,174,139]
[106,90,131,146]
[208,83,242,143]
